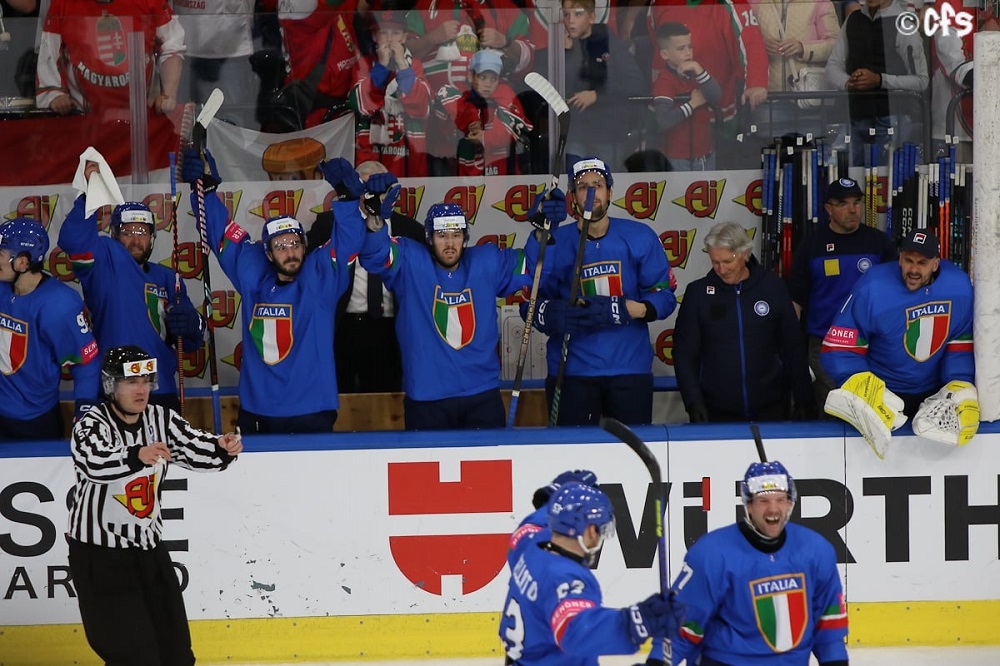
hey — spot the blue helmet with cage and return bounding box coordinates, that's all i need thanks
[569,156,614,188]
[110,202,156,241]
[423,203,468,244]
[261,215,305,251]
[741,460,797,505]
[0,217,50,266]
[548,483,614,538]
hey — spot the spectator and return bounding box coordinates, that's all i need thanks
[825,0,929,165]
[644,460,848,666]
[0,218,99,440]
[750,0,840,128]
[561,0,645,170]
[787,177,896,410]
[673,221,814,423]
[651,22,722,171]
[436,48,533,176]
[821,229,975,456]
[525,156,676,426]
[359,193,563,429]
[182,151,368,434]
[348,7,433,176]
[67,344,241,665]
[58,174,205,412]
[36,0,185,115]
[306,160,425,393]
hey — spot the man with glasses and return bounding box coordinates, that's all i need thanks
[59,184,205,412]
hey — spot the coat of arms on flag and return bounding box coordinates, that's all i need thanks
[580,261,623,297]
[249,304,294,365]
[0,313,29,375]
[904,301,951,361]
[433,287,475,350]
[145,283,167,338]
[749,573,808,652]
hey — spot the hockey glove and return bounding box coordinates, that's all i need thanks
[74,400,98,422]
[528,187,567,232]
[912,380,980,446]
[181,146,221,193]
[824,371,907,459]
[320,157,365,200]
[530,299,569,336]
[567,295,627,331]
[687,403,709,423]
[625,593,685,646]
[166,300,204,343]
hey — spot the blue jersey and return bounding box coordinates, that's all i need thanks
[820,260,974,395]
[361,231,530,401]
[650,522,848,666]
[508,505,551,568]
[787,224,896,338]
[500,540,641,665]
[0,276,99,419]
[524,217,676,377]
[201,193,364,417]
[58,195,200,397]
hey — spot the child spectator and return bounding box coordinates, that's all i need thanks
[652,22,721,171]
[436,49,533,176]
[348,8,433,176]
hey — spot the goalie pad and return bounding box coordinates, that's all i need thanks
[912,381,980,447]
[824,371,907,459]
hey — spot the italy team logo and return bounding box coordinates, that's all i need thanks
[250,304,294,365]
[433,287,475,350]
[0,313,28,374]
[580,261,623,297]
[750,573,808,651]
[904,301,951,361]
[145,283,167,338]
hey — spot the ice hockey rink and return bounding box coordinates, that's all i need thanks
[217,646,1000,665]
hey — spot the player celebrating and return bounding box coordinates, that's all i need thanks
[508,469,599,560]
[500,483,684,665]
[67,345,242,664]
[645,460,848,666]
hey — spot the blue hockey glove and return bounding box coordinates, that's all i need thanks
[181,146,221,192]
[527,187,567,232]
[74,400,98,422]
[529,298,569,336]
[320,157,365,200]
[166,300,204,342]
[365,172,398,196]
[566,295,627,331]
[625,593,685,646]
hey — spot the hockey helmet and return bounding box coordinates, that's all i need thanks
[569,156,614,188]
[533,469,600,510]
[424,203,468,244]
[261,215,305,251]
[101,345,159,395]
[548,483,615,539]
[741,460,797,505]
[111,202,156,240]
[0,218,50,266]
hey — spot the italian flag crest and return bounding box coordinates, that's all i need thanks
[0,314,29,375]
[750,573,808,651]
[433,287,475,350]
[145,283,166,338]
[904,301,950,361]
[580,261,623,297]
[249,304,294,365]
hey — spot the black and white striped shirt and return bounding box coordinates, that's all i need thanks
[68,403,235,550]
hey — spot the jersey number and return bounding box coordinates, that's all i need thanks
[503,597,525,660]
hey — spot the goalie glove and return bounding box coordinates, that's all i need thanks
[912,380,980,447]
[824,371,907,459]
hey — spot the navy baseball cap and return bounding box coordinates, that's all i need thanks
[825,177,863,201]
[899,229,940,258]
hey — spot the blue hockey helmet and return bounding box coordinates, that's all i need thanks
[261,215,305,251]
[424,202,468,244]
[741,460,797,505]
[569,155,614,188]
[533,469,600,510]
[548,483,615,538]
[110,202,156,240]
[0,217,50,266]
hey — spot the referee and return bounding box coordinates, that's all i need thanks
[67,345,242,665]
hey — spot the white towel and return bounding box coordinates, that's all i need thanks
[73,147,125,217]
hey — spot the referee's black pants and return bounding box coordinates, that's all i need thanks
[68,538,195,666]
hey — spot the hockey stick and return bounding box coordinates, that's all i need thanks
[549,186,596,426]
[750,423,768,462]
[169,151,185,416]
[506,74,571,428]
[192,88,224,433]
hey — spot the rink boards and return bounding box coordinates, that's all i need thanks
[1,422,999,663]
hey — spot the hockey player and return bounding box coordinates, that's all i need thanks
[360,193,565,430]
[68,345,242,665]
[508,469,599,559]
[644,460,848,666]
[525,156,677,425]
[822,228,977,457]
[182,150,370,433]
[500,482,685,665]
[0,218,100,440]
[58,178,205,411]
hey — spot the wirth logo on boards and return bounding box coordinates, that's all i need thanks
[387,460,511,595]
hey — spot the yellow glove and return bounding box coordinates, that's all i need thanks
[825,371,907,459]
[913,380,979,446]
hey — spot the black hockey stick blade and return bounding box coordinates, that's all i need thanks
[601,417,661,484]
[750,423,767,462]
